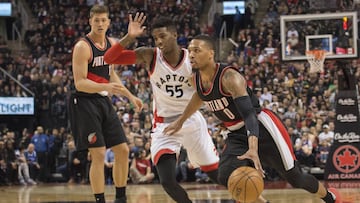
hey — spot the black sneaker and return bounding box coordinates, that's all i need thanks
[114,196,127,203]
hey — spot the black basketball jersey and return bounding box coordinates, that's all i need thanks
[75,35,112,96]
[85,35,112,82]
[195,63,261,129]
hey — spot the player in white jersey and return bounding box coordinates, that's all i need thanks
[104,14,219,203]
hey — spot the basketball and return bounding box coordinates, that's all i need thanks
[227,166,264,203]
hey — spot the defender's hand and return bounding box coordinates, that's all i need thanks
[128,12,147,38]
[163,119,183,136]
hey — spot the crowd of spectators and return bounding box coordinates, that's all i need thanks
[0,0,359,186]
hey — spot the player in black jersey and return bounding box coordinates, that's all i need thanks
[70,5,143,203]
[164,34,343,203]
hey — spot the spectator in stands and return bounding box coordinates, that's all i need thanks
[294,131,315,167]
[24,143,40,181]
[4,140,18,185]
[130,135,145,156]
[318,124,334,146]
[142,114,153,133]
[56,140,75,183]
[0,155,7,185]
[67,143,88,184]
[104,148,115,185]
[48,128,63,174]
[195,168,211,183]
[177,158,196,183]
[0,139,7,185]
[259,87,272,106]
[233,6,242,39]
[30,126,49,182]
[129,148,155,184]
[50,86,68,128]
[16,147,37,185]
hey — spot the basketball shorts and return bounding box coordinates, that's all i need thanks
[219,109,296,186]
[69,93,127,151]
[150,111,219,172]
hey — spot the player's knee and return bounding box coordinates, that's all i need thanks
[284,167,316,193]
[89,148,106,163]
[287,176,303,189]
[112,143,129,156]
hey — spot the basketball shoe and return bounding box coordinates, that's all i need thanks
[328,187,343,203]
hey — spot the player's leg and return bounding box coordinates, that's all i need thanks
[88,147,107,203]
[111,143,129,203]
[258,109,342,203]
[103,99,129,203]
[156,154,192,203]
[69,95,108,203]
[281,164,341,203]
[181,111,219,183]
[150,123,191,203]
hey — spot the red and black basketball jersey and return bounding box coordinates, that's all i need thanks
[74,35,112,96]
[84,35,112,83]
[194,63,261,130]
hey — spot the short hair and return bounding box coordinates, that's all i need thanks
[89,5,109,18]
[192,34,216,51]
[151,17,176,32]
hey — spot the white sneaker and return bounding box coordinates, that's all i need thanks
[27,179,37,185]
[19,180,27,186]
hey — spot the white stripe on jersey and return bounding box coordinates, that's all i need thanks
[150,48,195,117]
[258,111,295,170]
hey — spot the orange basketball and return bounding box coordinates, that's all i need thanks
[227,166,264,203]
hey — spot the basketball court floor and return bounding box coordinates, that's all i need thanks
[1,180,359,203]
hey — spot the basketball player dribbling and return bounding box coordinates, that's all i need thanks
[164,35,343,203]
[104,15,219,203]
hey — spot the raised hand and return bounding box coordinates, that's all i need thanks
[128,12,147,38]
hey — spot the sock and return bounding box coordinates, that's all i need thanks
[94,193,105,203]
[115,187,126,199]
[322,191,335,203]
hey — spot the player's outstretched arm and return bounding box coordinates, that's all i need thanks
[104,12,152,65]
[163,92,203,135]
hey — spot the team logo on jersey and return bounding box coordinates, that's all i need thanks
[332,145,360,173]
[92,56,108,67]
[88,132,97,144]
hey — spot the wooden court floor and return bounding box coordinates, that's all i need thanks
[0,180,359,203]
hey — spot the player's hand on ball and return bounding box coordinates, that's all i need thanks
[237,149,265,178]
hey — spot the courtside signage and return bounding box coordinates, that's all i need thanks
[0,97,34,115]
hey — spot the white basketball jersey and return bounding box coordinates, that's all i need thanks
[149,48,195,117]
